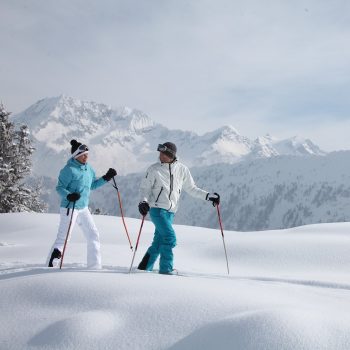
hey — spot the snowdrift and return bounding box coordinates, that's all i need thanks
[1,213,350,349]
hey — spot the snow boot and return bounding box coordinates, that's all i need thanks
[48,248,62,267]
[137,253,151,270]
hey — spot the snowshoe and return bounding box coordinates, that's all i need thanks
[48,248,62,267]
[159,269,179,276]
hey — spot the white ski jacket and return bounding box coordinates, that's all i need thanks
[140,159,209,213]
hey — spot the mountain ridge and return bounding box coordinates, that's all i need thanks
[13,95,350,231]
[13,95,326,177]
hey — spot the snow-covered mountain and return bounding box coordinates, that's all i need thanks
[178,151,350,231]
[80,151,350,231]
[13,95,325,177]
[14,95,340,232]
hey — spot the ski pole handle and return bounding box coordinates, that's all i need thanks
[112,176,118,190]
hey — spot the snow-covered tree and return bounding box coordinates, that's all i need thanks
[0,102,46,213]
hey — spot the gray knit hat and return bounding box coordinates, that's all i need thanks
[157,142,177,159]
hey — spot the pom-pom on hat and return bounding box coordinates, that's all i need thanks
[70,139,89,159]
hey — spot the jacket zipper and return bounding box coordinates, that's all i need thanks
[167,164,174,211]
[169,164,173,200]
[155,187,163,203]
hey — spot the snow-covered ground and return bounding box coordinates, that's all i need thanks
[1,212,350,349]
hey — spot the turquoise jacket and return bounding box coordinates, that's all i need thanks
[56,158,107,209]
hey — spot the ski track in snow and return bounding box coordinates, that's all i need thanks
[0,242,14,246]
[2,264,350,293]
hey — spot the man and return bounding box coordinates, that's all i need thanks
[48,139,117,269]
[137,142,220,275]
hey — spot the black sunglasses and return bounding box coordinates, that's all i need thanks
[157,144,175,156]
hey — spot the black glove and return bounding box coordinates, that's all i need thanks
[206,192,220,207]
[138,201,150,216]
[103,168,117,181]
[67,192,81,202]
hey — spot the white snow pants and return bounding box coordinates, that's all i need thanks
[53,207,102,269]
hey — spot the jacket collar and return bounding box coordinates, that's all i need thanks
[160,158,178,166]
[68,158,88,170]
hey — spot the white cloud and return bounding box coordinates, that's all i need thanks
[1,0,350,150]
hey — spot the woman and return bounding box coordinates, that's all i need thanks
[48,139,116,269]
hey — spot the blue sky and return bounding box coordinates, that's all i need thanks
[1,0,350,151]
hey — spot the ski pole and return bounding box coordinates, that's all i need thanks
[112,177,133,251]
[129,215,146,273]
[60,202,76,269]
[216,204,230,275]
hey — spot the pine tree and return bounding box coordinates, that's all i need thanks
[0,102,46,213]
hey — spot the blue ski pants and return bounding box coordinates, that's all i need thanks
[144,208,176,273]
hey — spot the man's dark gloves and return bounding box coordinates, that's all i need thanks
[138,201,150,216]
[206,192,220,207]
[67,192,81,202]
[103,168,117,181]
